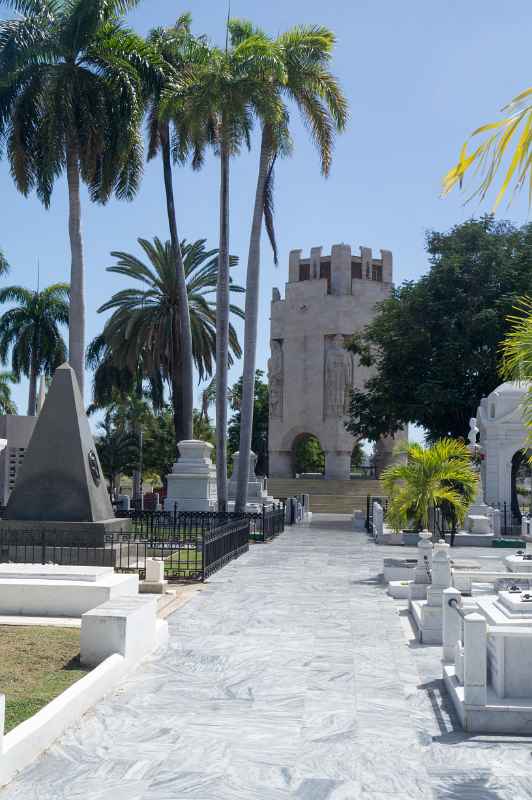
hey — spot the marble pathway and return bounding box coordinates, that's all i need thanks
[3,517,532,800]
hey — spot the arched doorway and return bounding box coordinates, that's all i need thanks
[512,450,532,522]
[350,439,376,479]
[292,433,325,478]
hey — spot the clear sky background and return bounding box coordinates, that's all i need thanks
[0,0,530,433]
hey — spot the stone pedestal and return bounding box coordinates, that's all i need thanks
[408,531,433,601]
[466,474,494,535]
[228,451,273,508]
[418,545,452,643]
[164,440,217,512]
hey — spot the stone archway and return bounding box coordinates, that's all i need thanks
[292,433,325,478]
[512,450,532,522]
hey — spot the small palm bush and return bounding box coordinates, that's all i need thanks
[382,439,477,532]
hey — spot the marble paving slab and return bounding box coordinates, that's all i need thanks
[2,515,532,799]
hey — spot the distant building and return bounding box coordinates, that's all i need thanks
[268,243,405,480]
[0,416,37,505]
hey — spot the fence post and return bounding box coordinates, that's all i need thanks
[41,529,46,565]
[365,495,370,531]
[503,502,507,536]
[463,612,487,706]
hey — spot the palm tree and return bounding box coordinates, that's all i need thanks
[443,87,532,209]
[0,371,18,415]
[88,236,244,444]
[500,296,532,448]
[96,412,139,496]
[382,439,477,532]
[0,251,9,278]
[146,15,209,441]
[165,36,285,509]
[0,283,69,415]
[231,21,348,511]
[0,0,159,396]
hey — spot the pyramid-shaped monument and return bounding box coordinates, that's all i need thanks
[4,363,125,542]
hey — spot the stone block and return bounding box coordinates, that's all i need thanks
[80,595,159,667]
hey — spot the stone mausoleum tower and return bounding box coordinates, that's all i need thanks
[268,243,399,480]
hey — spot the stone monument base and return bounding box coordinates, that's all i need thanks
[164,439,217,513]
[0,517,128,548]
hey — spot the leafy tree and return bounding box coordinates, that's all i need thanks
[347,217,532,443]
[142,406,176,487]
[0,0,159,395]
[232,20,348,511]
[88,237,244,443]
[95,412,139,495]
[444,87,532,208]
[228,370,269,475]
[0,371,17,414]
[0,283,69,415]
[293,435,325,475]
[146,15,209,440]
[382,439,477,532]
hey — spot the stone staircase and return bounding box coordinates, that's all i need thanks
[267,478,383,514]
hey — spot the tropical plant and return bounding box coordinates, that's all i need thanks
[146,15,209,440]
[0,0,160,395]
[0,250,9,277]
[163,34,285,509]
[500,295,532,450]
[443,87,532,208]
[382,439,477,532]
[0,371,17,414]
[231,20,348,511]
[95,412,139,496]
[0,283,69,414]
[91,389,154,502]
[88,236,244,443]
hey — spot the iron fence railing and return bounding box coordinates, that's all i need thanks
[115,503,286,543]
[0,514,251,582]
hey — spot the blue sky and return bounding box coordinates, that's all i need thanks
[0,0,530,429]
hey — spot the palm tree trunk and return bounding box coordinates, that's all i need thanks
[216,134,231,511]
[27,364,38,416]
[161,122,194,444]
[66,139,85,398]
[235,129,271,512]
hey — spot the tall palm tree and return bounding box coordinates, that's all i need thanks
[88,236,244,444]
[0,283,69,415]
[230,21,348,511]
[443,87,532,209]
[165,36,285,509]
[0,371,17,415]
[146,15,209,441]
[0,0,159,396]
[382,439,477,532]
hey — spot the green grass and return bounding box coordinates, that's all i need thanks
[164,549,203,578]
[0,626,89,732]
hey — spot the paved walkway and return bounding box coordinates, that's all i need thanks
[3,518,532,800]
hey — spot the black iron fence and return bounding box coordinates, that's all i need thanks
[0,513,251,582]
[116,503,286,543]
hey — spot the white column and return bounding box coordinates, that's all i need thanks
[463,612,488,706]
[442,587,462,662]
